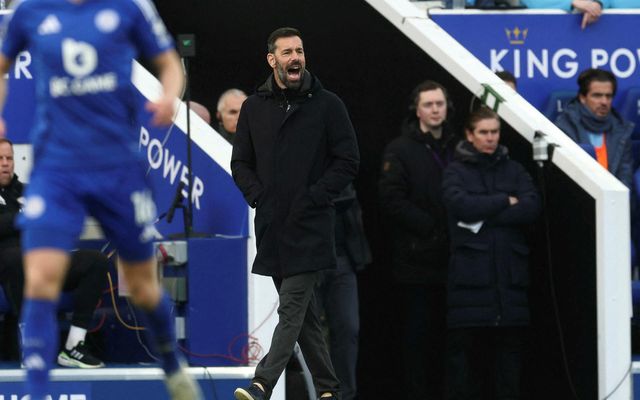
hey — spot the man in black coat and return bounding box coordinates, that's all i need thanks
[442,107,540,400]
[231,27,359,400]
[379,80,457,399]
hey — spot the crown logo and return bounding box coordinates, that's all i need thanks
[505,26,528,45]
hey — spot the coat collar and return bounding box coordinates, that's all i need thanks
[402,119,457,150]
[454,140,509,166]
[562,98,633,175]
[563,98,628,133]
[255,70,320,100]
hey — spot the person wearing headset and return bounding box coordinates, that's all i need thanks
[379,80,459,399]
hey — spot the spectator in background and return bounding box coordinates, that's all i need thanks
[379,80,458,399]
[443,107,540,400]
[496,70,517,91]
[315,183,371,400]
[216,89,247,144]
[555,68,633,188]
[521,0,603,29]
[189,101,211,125]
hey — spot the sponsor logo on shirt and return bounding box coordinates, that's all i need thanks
[49,39,117,97]
[37,14,61,35]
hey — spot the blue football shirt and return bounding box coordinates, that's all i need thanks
[0,0,174,169]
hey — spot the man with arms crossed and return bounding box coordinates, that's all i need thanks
[442,107,540,400]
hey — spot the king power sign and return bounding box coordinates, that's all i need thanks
[431,12,640,110]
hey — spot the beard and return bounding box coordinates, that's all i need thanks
[275,61,305,90]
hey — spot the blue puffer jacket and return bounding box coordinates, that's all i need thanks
[442,142,541,328]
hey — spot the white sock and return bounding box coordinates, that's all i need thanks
[65,326,87,351]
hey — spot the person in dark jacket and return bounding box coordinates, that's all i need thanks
[555,68,633,189]
[231,27,359,400]
[379,80,458,399]
[315,183,371,400]
[0,138,108,368]
[442,107,540,400]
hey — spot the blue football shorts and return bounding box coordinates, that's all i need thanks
[18,163,157,262]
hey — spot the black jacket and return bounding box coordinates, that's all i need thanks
[231,72,360,278]
[334,184,371,271]
[379,120,458,285]
[442,142,540,328]
[216,124,234,144]
[0,175,23,249]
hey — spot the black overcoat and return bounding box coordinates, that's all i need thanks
[442,142,540,328]
[231,72,359,278]
[379,121,458,285]
[0,174,23,249]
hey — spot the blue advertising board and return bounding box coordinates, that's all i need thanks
[431,12,640,112]
[0,377,249,399]
[0,382,92,399]
[135,89,248,238]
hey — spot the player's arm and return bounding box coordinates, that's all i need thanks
[145,49,185,127]
[0,54,13,138]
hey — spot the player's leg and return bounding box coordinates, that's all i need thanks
[21,249,70,400]
[119,256,178,371]
[90,166,202,400]
[119,257,202,400]
[92,180,178,372]
[18,170,84,400]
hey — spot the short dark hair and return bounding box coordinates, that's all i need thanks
[578,68,617,97]
[267,27,302,53]
[409,80,449,111]
[465,106,499,132]
[496,70,517,88]
[0,138,13,147]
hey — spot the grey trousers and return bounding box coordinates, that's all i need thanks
[254,271,340,399]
